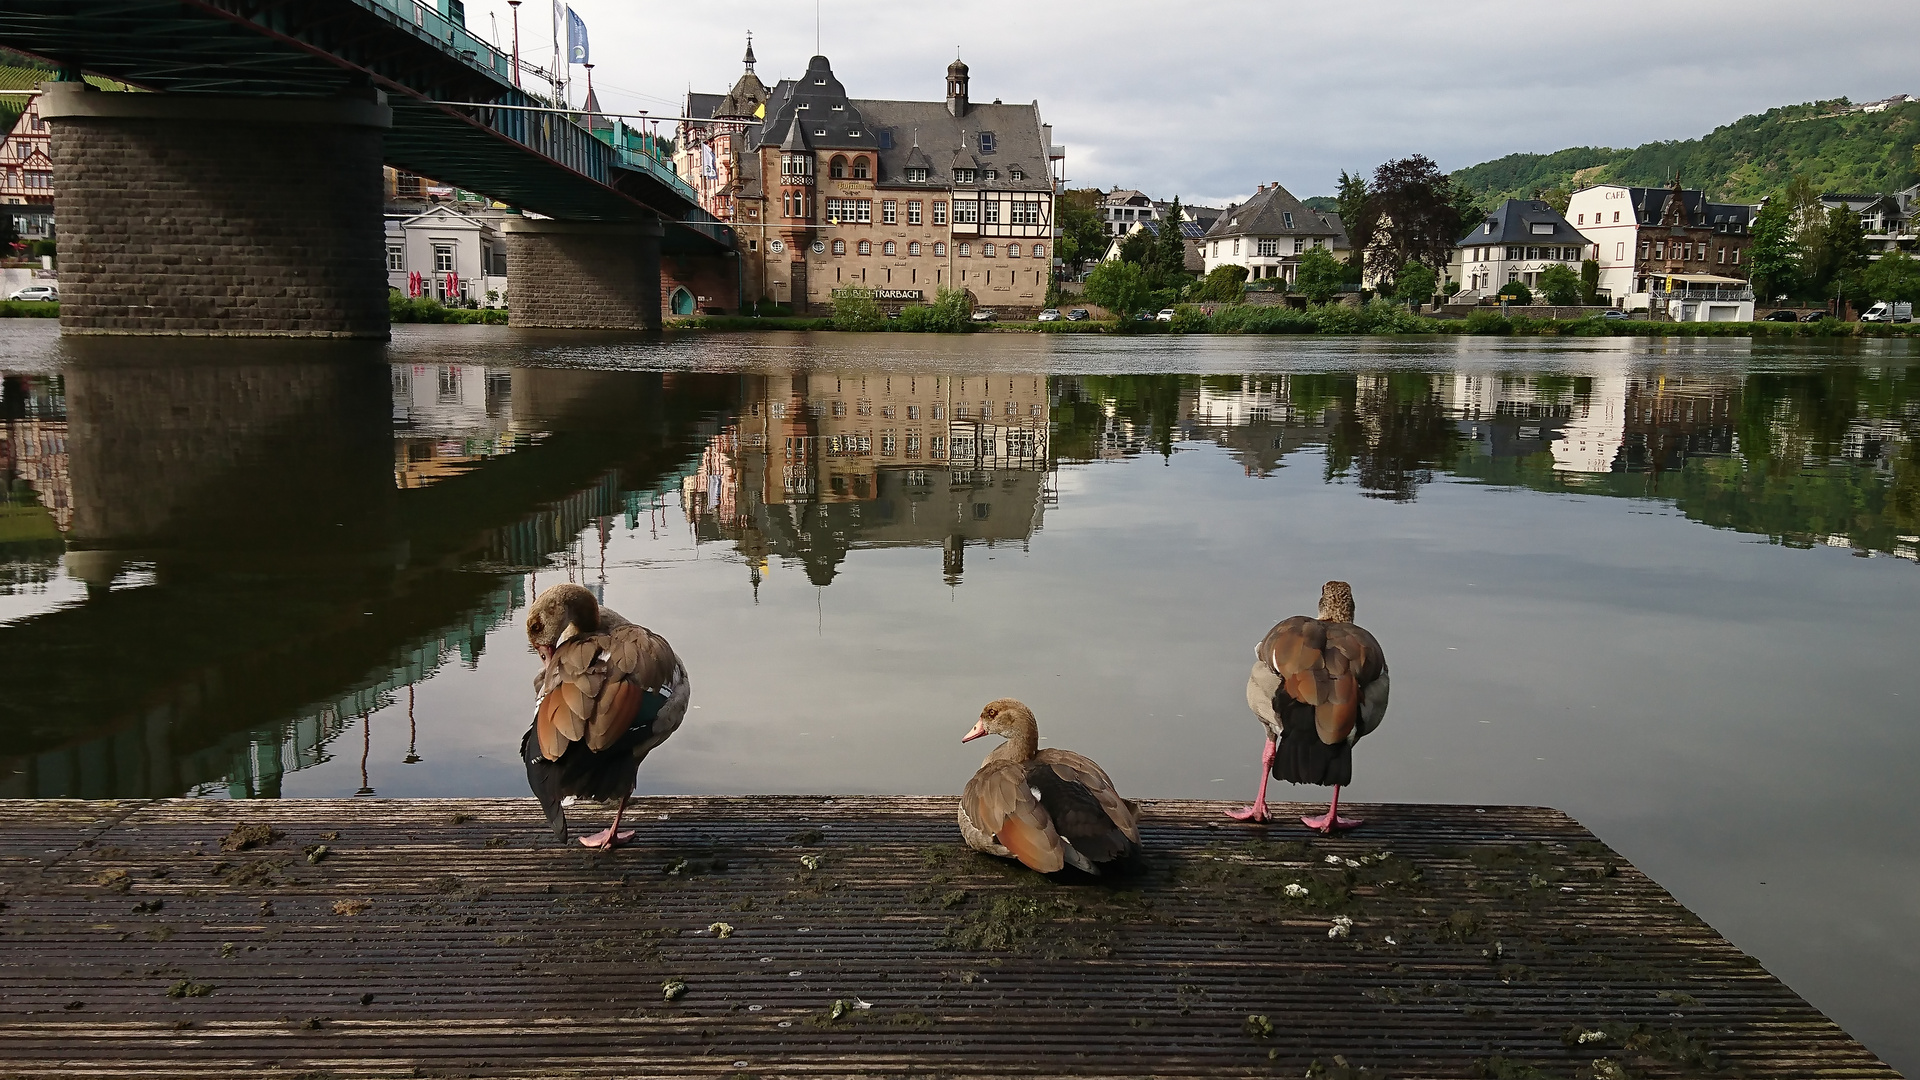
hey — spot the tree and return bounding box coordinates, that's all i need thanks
[1861,250,1920,305]
[1801,204,1871,304]
[1194,264,1248,302]
[1364,155,1466,290]
[1335,169,1372,261]
[1538,263,1582,305]
[1394,263,1437,309]
[1747,198,1798,301]
[1294,246,1345,304]
[1083,258,1151,316]
[1534,186,1572,214]
[1116,227,1154,267]
[1155,196,1189,276]
[831,287,885,331]
[1053,188,1108,278]
[1579,258,1602,304]
[1496,279,1532,305]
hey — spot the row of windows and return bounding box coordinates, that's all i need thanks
[1576,211,1623,225]
[1466,245,1586,262]
[3,171,52,189]
[1644,240,1742,265]
[1214,237,1322,258]
[809,401,1046,421]
[784,194,1042,229]
[821,239,1047,259]
[817,160,1025,185]
[780,431,1040,461]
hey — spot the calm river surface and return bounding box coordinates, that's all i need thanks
[2,321,1916,1070]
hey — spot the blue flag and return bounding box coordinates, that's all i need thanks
[566,7,589,65]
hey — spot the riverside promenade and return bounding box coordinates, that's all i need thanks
[0,797,1899,1078]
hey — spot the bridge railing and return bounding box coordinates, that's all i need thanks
[354,0,515,82]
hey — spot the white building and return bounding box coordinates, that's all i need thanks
[1565,183,1753,315]
[1449,199,1594,302]
[384,204,510,307]
[1199,183,1344,284]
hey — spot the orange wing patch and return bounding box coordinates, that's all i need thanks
[995,811,1065,874]
[587,678,643,752]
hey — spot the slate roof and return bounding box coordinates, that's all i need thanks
[1619,186,1752,232]
[1203,184,1339,239]
[852,98,1051,192]
[685,92,723,122]
[756,56,875,153]
[1456,199,1588,247]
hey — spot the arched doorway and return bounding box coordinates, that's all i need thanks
[670,287,695,316]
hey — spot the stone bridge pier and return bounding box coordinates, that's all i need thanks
[40,82,391,338]
[503,217,664,330]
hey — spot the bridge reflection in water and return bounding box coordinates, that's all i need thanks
[2,352,1914,801]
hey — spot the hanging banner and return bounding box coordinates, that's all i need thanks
[566,7,589,64]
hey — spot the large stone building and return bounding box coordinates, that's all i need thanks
[1565,182,1753,313]
[680,51,1061,316]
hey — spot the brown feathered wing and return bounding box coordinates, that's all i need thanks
[532,623,681,762]
[1256,616,1389,746]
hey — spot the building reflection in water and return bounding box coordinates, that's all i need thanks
[1,351,1914,802]
[681,372,1053,589]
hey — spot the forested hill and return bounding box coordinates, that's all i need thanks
[1448,98,1920,205]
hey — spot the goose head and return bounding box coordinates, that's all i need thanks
[1319,580,1355,623]
[526,584,599,661]
[961,699,1042,765]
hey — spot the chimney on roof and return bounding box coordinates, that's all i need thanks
[946,57,969,118]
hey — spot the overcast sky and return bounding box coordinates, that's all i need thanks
[458,0,1915,207]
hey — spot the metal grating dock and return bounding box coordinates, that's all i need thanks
[0,797,1899,1078]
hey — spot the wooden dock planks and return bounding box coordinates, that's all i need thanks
[0,796,1901,1078]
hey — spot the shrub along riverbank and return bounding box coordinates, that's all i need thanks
[388,295,507,324]
[0,300,58,318]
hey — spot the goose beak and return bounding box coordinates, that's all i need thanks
[960,720,988,743]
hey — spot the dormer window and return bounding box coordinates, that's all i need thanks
[813,78,826,85]
[979,132,996,153]
[847,129,861,137]
[984,168,998,181]
[905,167,930,183]
[955,168,976,184]
[1009,167,1024,180]
[814,129,827,137]
[1530,222,1554,235]
[798,102,810,110]
[1282,212,1293,229]
[832,104,844,111]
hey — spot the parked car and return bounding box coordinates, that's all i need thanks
[1861,301,1913,323]
[1155,308,1176,322]
[1801,311,1830,322]
[1599,310,1629,320]
[1762,309,1801,322]
[1037,308,1061,322]
[9,285,57,302]
[1064,308,1090,322]
[970,309,996,322]
[1133,311,1153,321]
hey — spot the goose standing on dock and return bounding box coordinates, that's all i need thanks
[958,699,1141,874]
[520,584,689,849]
[1227,581,1389,833]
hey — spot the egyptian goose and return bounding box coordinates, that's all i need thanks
[520,584,690,849]
[958,699,1141,874]
[1228,581,1390,833]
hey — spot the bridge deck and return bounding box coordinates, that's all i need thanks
[0,797,1897,1078]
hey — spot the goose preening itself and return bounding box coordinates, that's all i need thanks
[1227,581,1390,833]
[958,699,1141,874]
[520,584,689,849]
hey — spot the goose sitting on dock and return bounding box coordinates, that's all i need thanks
[1228,581,1389,833]
[520,584,689,849]
[958,699,1141,874]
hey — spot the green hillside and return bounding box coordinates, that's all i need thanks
[1449,98,1920,206]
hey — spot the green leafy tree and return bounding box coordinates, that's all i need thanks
[1117,227,1154,266]
[1860,250,1920,305]
[1579,258,1602,304]
[1083,258,1152,316]
[1195,264,1249,302]
[1054,188,1108,277]
[1394,262,1437,309]
[1747,199,1798,301]
[1156,197,1189,276]
[1336,169,1372,262]
[1801,204,1871,304]
[927,286,973,331]
[1538,263,1582,305]
[1534,186,1572,214]
[831,287,886,332]
[1496,279,1532,305]
[1294,247,1345,304]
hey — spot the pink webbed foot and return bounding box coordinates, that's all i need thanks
[1225,803,1272,822]
[1300,811,1363,833]
[577,827,637,849]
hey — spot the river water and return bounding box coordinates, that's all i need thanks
[2,321,1916,1069]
